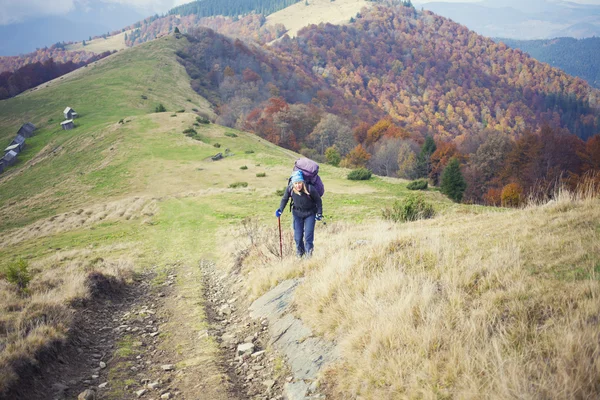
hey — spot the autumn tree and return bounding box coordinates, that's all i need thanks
[581,135,600,172]
[342,144,371,168]
[397,141,419,179]
[353,122,370,144]
[429,141,461,186]
[325,145,341,166]
[309,114,354,155]
[501,183,523,207]
[369,138,403,176]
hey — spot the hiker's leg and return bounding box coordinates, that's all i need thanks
[304,214,316,256]
[292,214,305,257]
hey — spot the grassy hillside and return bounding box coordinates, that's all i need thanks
[0,32,598,399]
[66,30,132,54]
[266,0,372,38]
[0,32,451,396]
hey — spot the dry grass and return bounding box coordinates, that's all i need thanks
[66,30,132,54]
[266,0,372,39]
[0,196,157,249]
[224,191,600,398]
[0,252,135,394]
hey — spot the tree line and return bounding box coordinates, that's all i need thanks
[0,52,114,99]
[168,0,300,18]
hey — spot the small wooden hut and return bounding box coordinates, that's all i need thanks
[61,119,75,130]
[63,107,78,119]
[9,134,26,152]
[17,122,36,138]
[4,143,21,154]
[3,150,18,166]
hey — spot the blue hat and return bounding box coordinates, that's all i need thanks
[291,170,304,183]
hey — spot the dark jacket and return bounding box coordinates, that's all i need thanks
[279,183,322,218]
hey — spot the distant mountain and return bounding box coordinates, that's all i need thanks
[414,0,600,39]
[178,3,600,146]
[500,36,600,88]
[0,3,144,56]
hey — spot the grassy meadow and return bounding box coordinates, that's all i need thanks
[0,33,437,395]
[66,30,132,54]
[0,32,599,399]
[266,0,372,39]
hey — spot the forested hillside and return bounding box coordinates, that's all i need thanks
[0,51,113,99]
[0,13,285,99]
[169,0,300,18]
[177,3,600,205]
[0,46,101,74]
[125,14,286,47]
[500,37,600,89]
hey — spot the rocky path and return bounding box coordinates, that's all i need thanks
[5,258,334,400]
[201,260,287,400]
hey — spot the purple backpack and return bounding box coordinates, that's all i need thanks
[292,157,325,197]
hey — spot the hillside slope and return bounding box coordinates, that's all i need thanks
[0,32,454,399]
[501,36,600,89]
[0,30,599,399]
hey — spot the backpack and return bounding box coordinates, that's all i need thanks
[292,157,325,197]
[286,157,325,211]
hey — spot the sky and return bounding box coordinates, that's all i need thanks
[0,0,191,25]
[1,0,600,25]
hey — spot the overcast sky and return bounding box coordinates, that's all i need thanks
[1,0,600,25]
[0,0,191,25]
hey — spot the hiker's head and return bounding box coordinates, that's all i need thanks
[291,170,304,184]
[291,170,305,191]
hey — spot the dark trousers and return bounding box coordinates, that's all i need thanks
[293,213,316,257]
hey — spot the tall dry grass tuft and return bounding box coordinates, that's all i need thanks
[526,170,600,208]
[0,253,134,394]
[225,190,600,398]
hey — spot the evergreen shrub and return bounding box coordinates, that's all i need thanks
[407,179,428,190]
[348,168,372,180]
[4,259,31,292]
[382,194,435,222]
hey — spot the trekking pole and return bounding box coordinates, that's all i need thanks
[278,216,283,259]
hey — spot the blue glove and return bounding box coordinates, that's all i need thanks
[275,209,282,218]
[315,213,323,221]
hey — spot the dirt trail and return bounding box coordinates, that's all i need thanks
[3,259,292,400]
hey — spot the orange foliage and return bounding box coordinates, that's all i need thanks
[365,118,410,147]
[353,122,370,144]
[343,144,371,168]
[429,141,462,185]
[501,183,523,207]
[483,187,502,206]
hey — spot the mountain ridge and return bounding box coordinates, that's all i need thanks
[0,27,599,400]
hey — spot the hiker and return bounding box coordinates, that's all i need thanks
[276,170,323,258]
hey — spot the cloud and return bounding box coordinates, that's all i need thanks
[0,0,76,24]
[0,0,192,25]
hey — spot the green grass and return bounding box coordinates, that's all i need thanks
[0,31,459,360]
